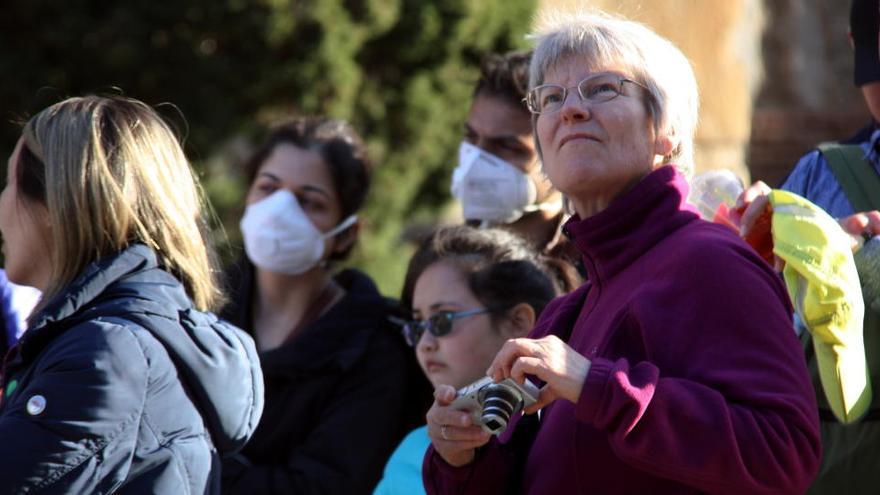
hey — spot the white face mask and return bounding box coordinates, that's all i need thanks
[451,141,550,224]
[240,189,357,275]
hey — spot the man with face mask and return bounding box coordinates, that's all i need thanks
[451,51,580,291]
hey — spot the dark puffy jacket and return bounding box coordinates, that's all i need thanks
[0,244,264,494]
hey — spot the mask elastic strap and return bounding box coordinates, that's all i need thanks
[323,215,358,239]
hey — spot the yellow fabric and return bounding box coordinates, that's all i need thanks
[768,190,869,423]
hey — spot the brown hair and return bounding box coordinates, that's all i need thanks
[401,226,558,325]
[473,50,533,113]
[243,117,371,260]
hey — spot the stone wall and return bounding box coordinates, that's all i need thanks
[749,0,868,186]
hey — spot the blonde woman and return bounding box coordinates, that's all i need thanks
[0,96,263,493]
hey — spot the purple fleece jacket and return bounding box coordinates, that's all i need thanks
[423,166,820,494]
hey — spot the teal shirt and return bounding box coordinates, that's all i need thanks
[373,425,430,495]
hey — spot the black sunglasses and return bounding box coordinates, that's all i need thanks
[393,308,493,347]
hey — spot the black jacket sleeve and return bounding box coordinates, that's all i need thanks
[222,331,409,494]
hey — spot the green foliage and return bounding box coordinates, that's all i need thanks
[0,0,536,296]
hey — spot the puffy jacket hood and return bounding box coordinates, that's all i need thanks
[27,244,264,454]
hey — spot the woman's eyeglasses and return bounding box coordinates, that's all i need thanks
[392,308,493,347]
[525,72,650,114]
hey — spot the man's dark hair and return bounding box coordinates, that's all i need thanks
[473,50,533,110]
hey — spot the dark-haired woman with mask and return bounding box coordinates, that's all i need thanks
[221,117,413,495]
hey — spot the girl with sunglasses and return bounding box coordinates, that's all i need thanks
[373,226,560,495]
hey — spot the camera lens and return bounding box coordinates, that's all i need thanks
[480,383,524,434]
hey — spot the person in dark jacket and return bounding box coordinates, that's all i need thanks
[0,95,263,493]
[220,117,416,494]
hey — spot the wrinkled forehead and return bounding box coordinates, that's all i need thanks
[530,34,645,88]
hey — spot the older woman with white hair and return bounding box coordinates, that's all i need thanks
[422,12,821,495]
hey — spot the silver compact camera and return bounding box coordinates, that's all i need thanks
[451,376,540,435]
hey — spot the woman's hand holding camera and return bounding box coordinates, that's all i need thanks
[487,335,591,413]
[426,385,492,467]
